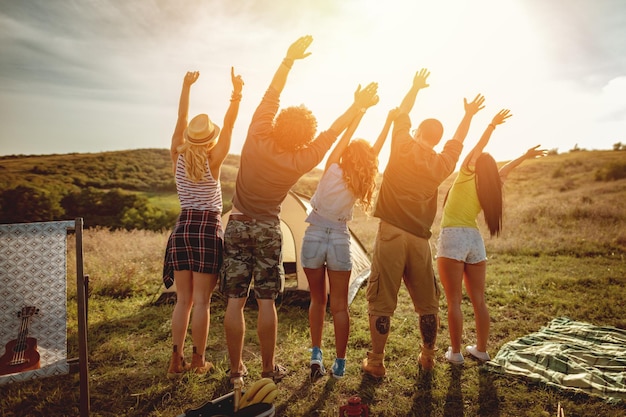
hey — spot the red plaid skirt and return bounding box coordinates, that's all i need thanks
[162,209,223,289]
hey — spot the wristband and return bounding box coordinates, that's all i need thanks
[282,58,294,69]
[488,123,496,129]
[231,92,242,102]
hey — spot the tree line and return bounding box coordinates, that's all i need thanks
[0,149,320,230]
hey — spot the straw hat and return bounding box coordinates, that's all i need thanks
[184,114,221,146]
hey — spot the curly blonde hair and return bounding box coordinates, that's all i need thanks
[339,139,379,212]
[176,141,212,182]
[273,105,317,151]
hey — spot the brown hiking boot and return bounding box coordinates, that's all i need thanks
[418,345,438,371]
[167,346,190,379]
[361,351,386,378]
[191,351,215,375]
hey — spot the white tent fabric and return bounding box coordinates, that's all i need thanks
[222,191,371,304]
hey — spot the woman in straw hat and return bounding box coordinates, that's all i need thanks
[163,67,244,379]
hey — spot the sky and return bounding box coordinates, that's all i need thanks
[0,0,625,171]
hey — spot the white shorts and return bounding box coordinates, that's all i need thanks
[436,227,487,264]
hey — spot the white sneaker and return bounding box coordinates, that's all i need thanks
[445,347,464,365]
[466,345,490,361]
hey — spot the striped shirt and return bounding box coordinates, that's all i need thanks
[175,153,222,212]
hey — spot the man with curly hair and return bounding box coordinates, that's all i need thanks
[222,35,379,386]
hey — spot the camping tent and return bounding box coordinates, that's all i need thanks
[221,191,371,305]
[156,191,371,305]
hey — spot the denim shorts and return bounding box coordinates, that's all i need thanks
[301,224,352,271]
[436,227,487,264]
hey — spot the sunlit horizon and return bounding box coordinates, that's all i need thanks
[0,0,624,172]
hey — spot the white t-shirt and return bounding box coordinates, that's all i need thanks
[307,163,356,227]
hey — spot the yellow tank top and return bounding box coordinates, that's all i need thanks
[440,166,482,228]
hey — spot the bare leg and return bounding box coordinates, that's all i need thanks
[257,298,278,373]
[368,314,391,355]
[437,257,465,353]
[224,297,247,375]
[463,261,489,351]
[419,313,438,350]
[171,270,193,353]
[328,269,351,358]
[190,272,217,360]
[304,267,327,349]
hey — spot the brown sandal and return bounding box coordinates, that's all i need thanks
[261,364,288,382]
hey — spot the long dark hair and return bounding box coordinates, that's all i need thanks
[474,153,503,236]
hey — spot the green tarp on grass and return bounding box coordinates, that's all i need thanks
[485,317,626,404]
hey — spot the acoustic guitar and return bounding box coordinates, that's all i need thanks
[0,306,41,376]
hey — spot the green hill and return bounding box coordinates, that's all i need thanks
[0,148,322,228]
[1,148,625,255]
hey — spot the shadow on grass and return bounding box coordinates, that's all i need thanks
[81,300,232,416]
[443,365,464,417]
[410,367,435,417]
[273,377,316,416]
[478,366,501,416]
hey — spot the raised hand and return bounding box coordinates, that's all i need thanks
[354,82,379,108]
[286,35,313,60]
[464,94,486,116]
[183,71,199,87]
[387,107,401,122]
[412,68,430,90]
[492,109,512,126]
[524,145,547,159]
[231,67,244,94]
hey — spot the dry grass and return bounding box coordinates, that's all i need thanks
[2,150,626,416]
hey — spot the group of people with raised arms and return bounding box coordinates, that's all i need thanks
[161,35,546,386]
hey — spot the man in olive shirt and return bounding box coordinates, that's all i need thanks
[362,68,485,377]
[222,35,379,384]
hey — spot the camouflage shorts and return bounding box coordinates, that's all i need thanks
[220,218,284,299]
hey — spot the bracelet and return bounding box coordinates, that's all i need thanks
[282,58,294,69]
[231,92,242,102]
[488,123,496,129]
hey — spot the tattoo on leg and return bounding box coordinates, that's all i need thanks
[419,314,438,348]
[375,316,390,335]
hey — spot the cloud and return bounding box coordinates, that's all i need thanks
[520,0,626,86]
[598,76,626,121]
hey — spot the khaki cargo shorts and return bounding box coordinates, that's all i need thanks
[366,221,440,316]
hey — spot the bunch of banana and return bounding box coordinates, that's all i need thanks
[238,378,278,408]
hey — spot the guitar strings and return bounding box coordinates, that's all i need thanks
[11,315,30,365]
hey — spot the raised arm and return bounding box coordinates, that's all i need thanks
[324,84,380,171]
[499,145,547,182]
[326,82,379,138]
[171,71,199,166]
[398,68,430,115]
[268,35,313,94]
[464,109,512,167]
[371,107,401,156]
[210,67,244,172]
[450,93,486,146]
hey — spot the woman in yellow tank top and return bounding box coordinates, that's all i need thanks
[436,109,546,365]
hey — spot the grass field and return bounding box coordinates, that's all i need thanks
[1,150,626,416]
